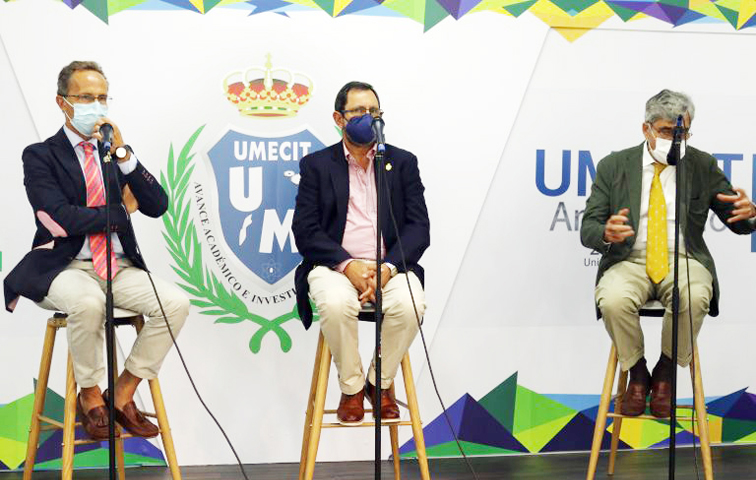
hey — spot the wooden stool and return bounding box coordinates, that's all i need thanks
[586,302,713,480]
[299,330,431,480]
[23,309,181,480]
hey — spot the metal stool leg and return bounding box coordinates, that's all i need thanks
[608,368,628,475]
[401,354,430,480]
[303,333,332,480]
[24,320,59,480]
[690,343,713,480]
[299,334,325,480]
[61,353,77,480]
[587,344,618,480]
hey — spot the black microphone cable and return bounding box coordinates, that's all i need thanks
[379,152,481,480]
[117,167,252,480]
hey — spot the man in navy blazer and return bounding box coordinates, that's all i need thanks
[4,61,189,440]
[293,81,430,425]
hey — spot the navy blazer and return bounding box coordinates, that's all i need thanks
[4,127,168,312]
[292,142,430,329]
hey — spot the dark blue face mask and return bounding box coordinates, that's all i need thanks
[344,113,375,146]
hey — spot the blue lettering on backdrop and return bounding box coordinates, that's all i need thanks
[207,129,325,284]
[535,150,596,197]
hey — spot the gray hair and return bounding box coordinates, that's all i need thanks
[57,61,107,96]
[644,89,695,124]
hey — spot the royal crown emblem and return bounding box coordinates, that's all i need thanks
[224,54,313,118]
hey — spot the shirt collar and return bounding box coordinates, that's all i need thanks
[63,124,96,150]
[343,142,376,166]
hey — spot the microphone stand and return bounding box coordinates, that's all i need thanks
[372,117,386,480]
[99,138,118,480]
[668,115,684,480]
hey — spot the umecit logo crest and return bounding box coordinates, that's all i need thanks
[161,57,324,354]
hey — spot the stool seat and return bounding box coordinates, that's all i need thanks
[586,302,713,480]
[23,312,181,480]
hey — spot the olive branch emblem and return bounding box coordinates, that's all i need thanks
[160,125,315,353]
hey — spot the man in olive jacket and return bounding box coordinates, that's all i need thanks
[581,89,756,418]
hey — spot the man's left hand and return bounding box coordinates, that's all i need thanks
[717,187,756,223]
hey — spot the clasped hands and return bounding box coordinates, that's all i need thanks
[344,260,392,305]
[603,187,756,244]
[89,118,139,214]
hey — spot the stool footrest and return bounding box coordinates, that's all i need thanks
[607,412,701,421]
[321,421,412,428]
[37,415,64,429]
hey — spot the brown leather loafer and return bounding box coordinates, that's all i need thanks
[365,381,400,423]
[103,390,159,438]
[619,380,650,416]
[337,390,365,426]
[650,356,673,418]
[77,393,114,440]
[650,380,672,418]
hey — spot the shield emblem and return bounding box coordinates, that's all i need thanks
[207,128,325,285]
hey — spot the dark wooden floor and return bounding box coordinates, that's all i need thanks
[3,445,756,479]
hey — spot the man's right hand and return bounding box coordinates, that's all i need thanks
[603,208,635,243]
[343,260,374,305]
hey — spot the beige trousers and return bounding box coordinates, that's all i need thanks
[37,259,190,388]
[308,265,425,395]
[595,254,712,372]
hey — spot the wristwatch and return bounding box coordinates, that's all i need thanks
[114,145,132,161]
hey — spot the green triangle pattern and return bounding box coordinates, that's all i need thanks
[312,0,336,15]
[479,372,517,432]
[515,412,576,452]
[424,0,450,31]
[402,440,524,458]
[512,385,577,435]
[0,394,35,441]
[82,0,110,23]
[605,2,641,21]
[109,1,149,15]
[722,418,756,442]
[549,0,598,15]
[714,4,739,27]
[35,450,166,469]
[503,0,537,17]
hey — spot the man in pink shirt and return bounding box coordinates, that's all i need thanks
[293,81,430,425]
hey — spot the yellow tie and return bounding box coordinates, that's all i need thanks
[647,162,668,283]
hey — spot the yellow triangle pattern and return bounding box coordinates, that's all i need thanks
[333,0,353,16]
[528,0,614,41]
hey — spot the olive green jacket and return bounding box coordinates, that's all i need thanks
[580,143,755,317]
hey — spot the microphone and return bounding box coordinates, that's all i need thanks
[667,115,683,166]
[372,116,386,151]
[100,123,114,154]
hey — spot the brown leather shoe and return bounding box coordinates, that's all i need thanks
[365,381,400,423]
[650,357,674,418]
[337,390,365,426]
[77,393,114,440]
[619,359,651,416]
[619,376,651,416]
[103,390,159,438]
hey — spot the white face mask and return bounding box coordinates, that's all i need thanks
[649,133,686,165]
[64,98,108,137]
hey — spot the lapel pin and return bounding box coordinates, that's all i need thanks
[386,163,392,171]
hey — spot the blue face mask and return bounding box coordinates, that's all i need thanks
[64,98,108,137]
[344,113,375,146]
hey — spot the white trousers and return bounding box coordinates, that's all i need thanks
[596,254,712,371]
[308,266,426,395]
[37,259,190,388]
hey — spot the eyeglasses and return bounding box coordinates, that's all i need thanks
[648,123,692,140]
[341,107,383,118]
[62,94,111,105]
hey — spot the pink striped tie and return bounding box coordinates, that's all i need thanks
[81,142,118,280]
